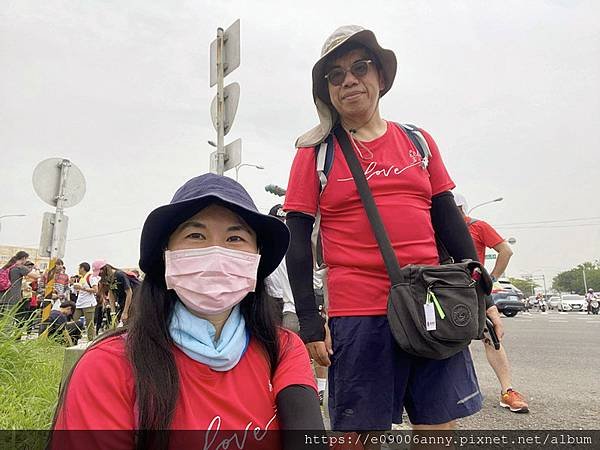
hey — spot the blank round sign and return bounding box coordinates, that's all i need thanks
[32,158,86,208]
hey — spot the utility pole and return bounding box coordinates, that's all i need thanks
[209,20,241,175]
[583,267,588,291]
[215,27,225,175]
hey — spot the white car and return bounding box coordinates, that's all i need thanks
[547,296,561,310]
[558,294,587,312]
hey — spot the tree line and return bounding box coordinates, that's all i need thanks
[551,261,599,294]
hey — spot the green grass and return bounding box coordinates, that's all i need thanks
[0,305,64,430]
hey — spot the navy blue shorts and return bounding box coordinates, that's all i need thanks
[328,316,483,430]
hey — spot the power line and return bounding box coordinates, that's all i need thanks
[496,216,600,226]
[66,227,141,242]
[22,226,142,247]
[497,222,600,230]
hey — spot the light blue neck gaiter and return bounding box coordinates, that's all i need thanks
[168,301,249,371]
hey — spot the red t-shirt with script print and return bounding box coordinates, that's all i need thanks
[284,122,455,317]
[53,331,316,449]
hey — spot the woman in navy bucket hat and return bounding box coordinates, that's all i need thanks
[52,174,325,450]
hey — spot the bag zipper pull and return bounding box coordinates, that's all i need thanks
[427,288,446,319]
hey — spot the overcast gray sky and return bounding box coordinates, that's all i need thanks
[1,0,599,286]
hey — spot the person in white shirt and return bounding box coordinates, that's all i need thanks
[265,205,299,333]
[265,205,330,405]
[72,262,99,341]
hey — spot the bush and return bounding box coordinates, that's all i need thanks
[0,305,64,430]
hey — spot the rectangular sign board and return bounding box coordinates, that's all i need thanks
[209,19,241,87]
[209,139,242,174]
[39,212,68,258]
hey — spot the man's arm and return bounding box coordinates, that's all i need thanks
[490,241,513,280]
[285,212,323,340]
[285,212,331,366]
[430,191,504,339]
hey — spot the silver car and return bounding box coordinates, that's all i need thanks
[558,294,587,312]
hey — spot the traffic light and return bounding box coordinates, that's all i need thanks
[265,184,287,196]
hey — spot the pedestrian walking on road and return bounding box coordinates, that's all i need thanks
[454,193,529,414]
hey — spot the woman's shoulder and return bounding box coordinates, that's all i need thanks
[76,335,130,374]
[276,328,308,358]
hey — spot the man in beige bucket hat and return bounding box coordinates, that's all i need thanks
[284,25,504,435]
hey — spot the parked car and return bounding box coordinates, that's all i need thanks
[492,289,525,317]
[558,294,587,312]
[547,296,561,310]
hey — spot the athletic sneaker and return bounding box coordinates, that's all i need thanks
[500,388,529,413]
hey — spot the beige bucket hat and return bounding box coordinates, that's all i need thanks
[295,25,397,148]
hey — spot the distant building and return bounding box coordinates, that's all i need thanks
[0,245,50,270]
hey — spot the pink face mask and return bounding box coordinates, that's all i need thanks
[164,246,261,316]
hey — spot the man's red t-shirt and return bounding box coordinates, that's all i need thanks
[55,330,316,437]
[284,122,455,317]
[464,216,505,263]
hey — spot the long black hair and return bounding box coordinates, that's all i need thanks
[52,243,281,449]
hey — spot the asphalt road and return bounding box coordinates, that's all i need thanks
[458,309,600,430]
[323,310,600,430]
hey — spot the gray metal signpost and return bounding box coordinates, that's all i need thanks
[209,19,241,175]
[33,158,86,259]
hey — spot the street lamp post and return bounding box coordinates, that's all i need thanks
[235,163,264,181]
[0,214,26,233]
[467,197,503,215]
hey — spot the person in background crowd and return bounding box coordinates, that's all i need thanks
[312,268,329,406]
[52,173,324,450]
[17,261,38,330]
[454,192,529,413]
[38,259,69,311]
[284,25,496,438]
[1,251,31,306]
[52,261,70,302]
[94,261,135,324]
[39,300,81,345]
[69,275,81,303]
[130,269,142,280]
[0,252,40,327]
[94,280,111,334]
[72,262,99,342]
[265,204,297,330]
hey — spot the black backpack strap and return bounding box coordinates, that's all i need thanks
[395,122,432,161]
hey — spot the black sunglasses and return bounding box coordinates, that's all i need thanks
[324,59,373,86]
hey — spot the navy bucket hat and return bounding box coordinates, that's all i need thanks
[139,173,290,278]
